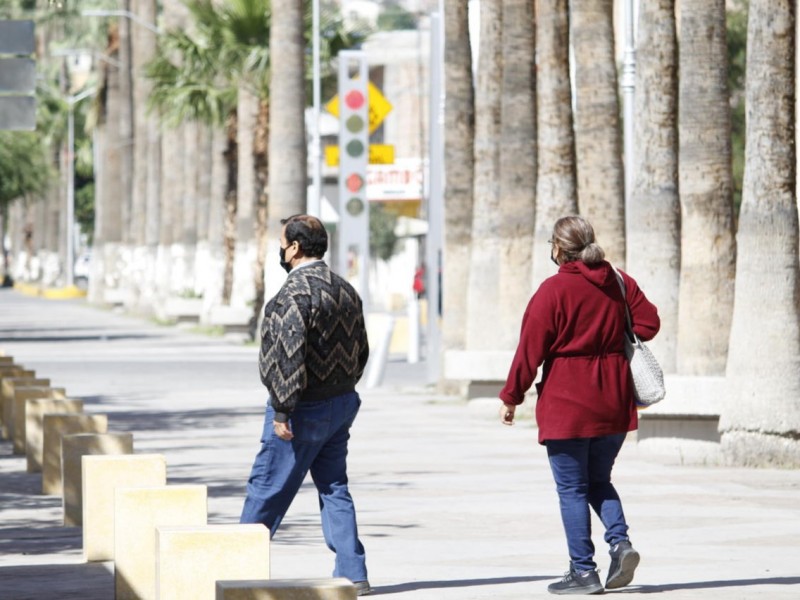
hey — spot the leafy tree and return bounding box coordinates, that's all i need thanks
[376,2,418,31]
[369,203,398,261]
[727,0,748,214]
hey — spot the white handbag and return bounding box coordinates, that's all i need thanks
[613,268,666,407]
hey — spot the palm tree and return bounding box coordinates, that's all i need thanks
[261,0,308,334]
[532,0,577,289]
[465,0,502,351]
[676,0,736,375]
[720,0,799,467]
[570,0,625,266]
[128,0,161,309]
[627,0,679,372]
[89,23,126,304]
[442,0,474,354]
[497,0,536,349]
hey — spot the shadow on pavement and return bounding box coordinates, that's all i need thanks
[625,576,800,594]
[0,562,113,600]
[374,575,551,594]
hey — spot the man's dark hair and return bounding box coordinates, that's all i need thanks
[281,214,328,258]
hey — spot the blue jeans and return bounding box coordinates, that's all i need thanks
[240,392,367,582]
[545,433,629,573]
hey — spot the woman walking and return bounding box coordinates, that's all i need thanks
[499,216,660,595]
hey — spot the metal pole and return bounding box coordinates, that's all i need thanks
[309,0,322,218]
[426,9,444,384]
[81,9,161,34]
[66,102,75,287]
[621,0,636,250]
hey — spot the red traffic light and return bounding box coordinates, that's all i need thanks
[344,90,365,110]
[346,173,364,193]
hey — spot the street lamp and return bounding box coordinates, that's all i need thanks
[81,9,162,34]
[309,0,322,218]
[65,87,96,287]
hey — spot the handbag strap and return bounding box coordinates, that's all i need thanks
[612,266,636,342]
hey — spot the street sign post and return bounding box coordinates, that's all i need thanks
[335,51,370,310]
[0,20,36,131]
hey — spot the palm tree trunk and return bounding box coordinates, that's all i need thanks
[532,0,578,288]
[222,110,238,305]
[118,0,135,248]
[676,0,736,375]
[89,25,125,304]
[263,0,307,321]
[443,0,475,354]
[130,0,157,246]
[251,99,270,339]
[130,0,159,311]
[497,0,536,348]
[720,0,799,466]
[570,0,625,265]
[465,0,502,351]
[627,0,679,372]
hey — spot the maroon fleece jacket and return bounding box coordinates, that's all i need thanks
[500,260,660,444]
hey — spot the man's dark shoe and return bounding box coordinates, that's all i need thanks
[606,540,640,589]
[547,568,604,595]
[353,580,372,596]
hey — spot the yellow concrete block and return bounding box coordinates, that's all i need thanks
[42,413,108,495]
[25,398,84,473]
[1,375,45,438]
[216,579,357,600]
[82,454,167,562]
[156,525,270,600]
[0,356,14,364]
[61,433,134,526]
[12,386,66,454]
[115,486,207,600]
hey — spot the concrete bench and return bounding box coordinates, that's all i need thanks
[1,375,46,438]
[156,525,270,600]
[114,485,207,600]
[162,297,203,324]
[216,579,357,600]
[11,386,66,454]
[636,375,725,465]
[206,305,252,336]
[61,432,134,526]
[25,398,84,473]
[42,413,108,495]
[82,454,167,561]
[443,350,513,398]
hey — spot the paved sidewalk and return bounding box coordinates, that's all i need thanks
[1,289,799,599]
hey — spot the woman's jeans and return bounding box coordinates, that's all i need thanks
[545,433,629,573]
[240,392,367,582]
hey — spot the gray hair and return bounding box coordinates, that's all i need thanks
[552,215,605,265]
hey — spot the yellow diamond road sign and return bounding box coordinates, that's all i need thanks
[325,144,395,166]
[325,81,393,135]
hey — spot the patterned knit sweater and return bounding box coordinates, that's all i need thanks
[258,261,369,422]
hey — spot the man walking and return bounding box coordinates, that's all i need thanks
[241,214,371,595]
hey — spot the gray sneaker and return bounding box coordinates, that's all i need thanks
[547,568,604,595]
[606,541,640,589]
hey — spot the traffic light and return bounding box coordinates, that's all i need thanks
[336,51,370,304]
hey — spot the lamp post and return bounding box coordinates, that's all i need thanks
[309,0,322,218]
[65,87,96,287]
[621,0,636,246]
[81,9,162,34]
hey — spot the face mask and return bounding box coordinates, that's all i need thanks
[279,245,292,273]
[550,248,559,267]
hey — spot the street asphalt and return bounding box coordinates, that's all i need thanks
[1,288,799,599]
